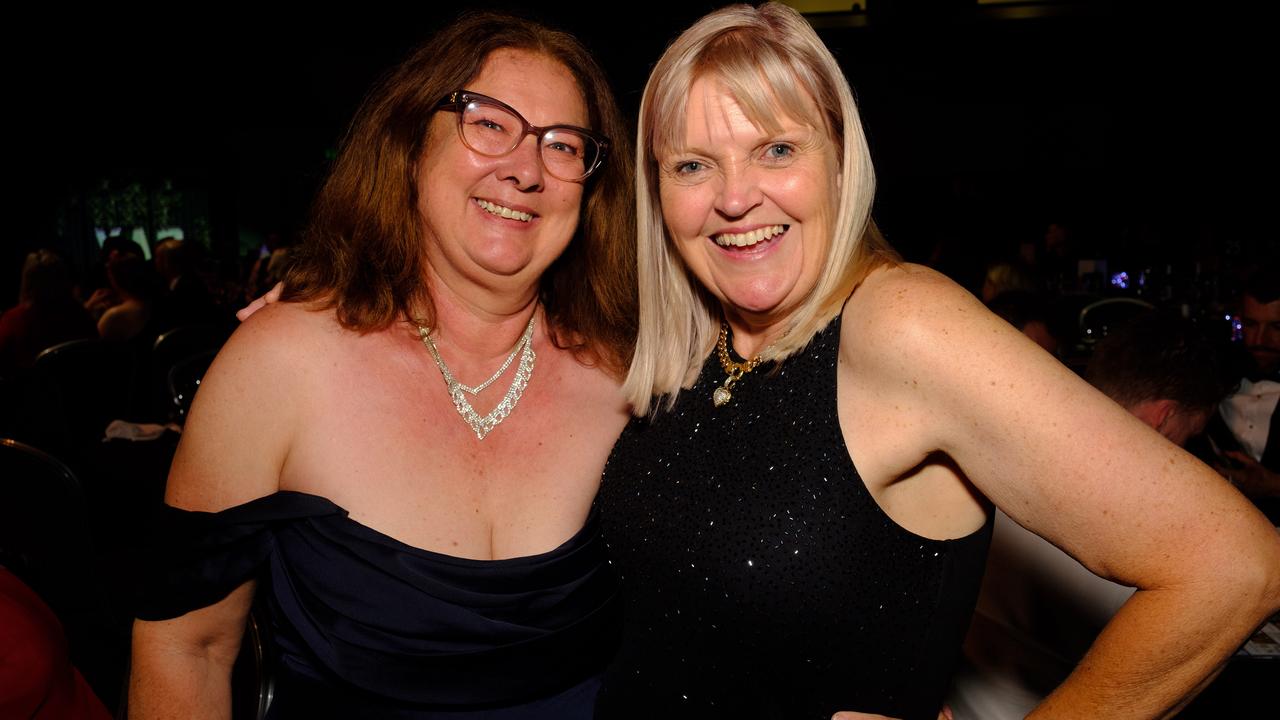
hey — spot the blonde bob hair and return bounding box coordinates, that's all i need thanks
[624,2,896,414]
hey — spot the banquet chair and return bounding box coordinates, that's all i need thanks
[147,325,230,421]
[231,604,276,720]
[33,338,138,451]
[1078,297,1154,347]
[0,438,119,704]
[167,349,218,424]
[0,437,91,587]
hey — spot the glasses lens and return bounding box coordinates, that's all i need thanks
[456,96,601,181]
[541,129,597,181]
[459,101,522,156]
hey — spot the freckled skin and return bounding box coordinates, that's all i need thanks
[831,263,1280,718]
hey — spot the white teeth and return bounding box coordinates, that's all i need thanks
[475,199,533,222]
[713,224,786,247]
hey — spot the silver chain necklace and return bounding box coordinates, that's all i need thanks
[417,314,536,440]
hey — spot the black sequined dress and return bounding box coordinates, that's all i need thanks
[595,316,992,720]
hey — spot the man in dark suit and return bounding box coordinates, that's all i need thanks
[1214,266,1280,502]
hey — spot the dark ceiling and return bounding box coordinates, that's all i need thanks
[8,1,1267,289]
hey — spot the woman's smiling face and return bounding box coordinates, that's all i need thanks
[416,48,587,298]
[656,74,838,330]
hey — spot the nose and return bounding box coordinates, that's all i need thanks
[714,163,763,219]
[497,133,544,192]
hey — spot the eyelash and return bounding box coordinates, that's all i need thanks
[669,142,799,176]
[762,143,796,161]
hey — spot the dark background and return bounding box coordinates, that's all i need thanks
[6,1,1271,304]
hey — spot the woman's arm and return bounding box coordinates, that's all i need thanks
[853,265,1280,718]
[129,584,255,719]
[129,304,302,719]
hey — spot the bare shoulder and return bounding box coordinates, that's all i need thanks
[225,299,342,361]
[166,301,339,512]
[841,262,1007,378]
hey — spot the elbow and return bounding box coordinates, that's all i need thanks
[1263,536,1280,616]
[1231,529,1280,622]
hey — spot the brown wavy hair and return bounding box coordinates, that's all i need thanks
[282,11,636,374]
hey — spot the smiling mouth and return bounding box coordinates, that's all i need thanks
[712,224,788,248]
[475,198,534,223]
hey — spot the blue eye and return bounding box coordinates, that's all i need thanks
[675,161,704,174]
[764,143,795,160]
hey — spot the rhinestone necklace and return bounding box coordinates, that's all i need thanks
[713,321,768,407]
[418,314,536,439]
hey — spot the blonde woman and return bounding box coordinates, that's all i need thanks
[595,4,1280,719]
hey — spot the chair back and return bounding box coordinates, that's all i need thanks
[34,338,137,450]
[147,325,230,420]
[230,604,276,720]
[167,349,218,424]
[0,438,93,610]
[1078,298,1155,347]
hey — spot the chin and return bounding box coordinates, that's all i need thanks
[719,289,796,318]
[716,273,806,316]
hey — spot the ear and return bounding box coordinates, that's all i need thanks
[1128,398,1178,433]
[1150,399,1181,435]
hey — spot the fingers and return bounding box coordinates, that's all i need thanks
[235,282,285,322]
[831,706,948,720]
[236,297,266,322]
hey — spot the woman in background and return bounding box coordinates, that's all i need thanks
[0,250,95,376]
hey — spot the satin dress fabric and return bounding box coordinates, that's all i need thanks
[137,491,620,718]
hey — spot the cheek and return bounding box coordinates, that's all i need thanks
[554,188,585,229]
[658,182,708,240]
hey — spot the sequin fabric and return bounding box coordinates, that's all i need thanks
[595,316,993,720]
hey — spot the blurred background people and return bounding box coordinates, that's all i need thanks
[0,250,96,377]
[153,238,218,332]
[93,253,155,342]
[981,260,1037,304]
[987,289,1064,357]
[1206,264,1280,505]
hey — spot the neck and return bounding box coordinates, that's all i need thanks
[723,308,786,359]
[423,265,541,364]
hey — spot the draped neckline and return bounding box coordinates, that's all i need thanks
[169,489,599,567]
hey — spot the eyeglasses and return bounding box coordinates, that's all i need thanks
[435,91,609,182]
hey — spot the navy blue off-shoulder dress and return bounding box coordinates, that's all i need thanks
[137,492,620,718]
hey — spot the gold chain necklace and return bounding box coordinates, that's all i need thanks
[713,321,768,407]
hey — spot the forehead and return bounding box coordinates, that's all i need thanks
[663,73,824,153]
[1242,295,1280,322]
[469,48,588,128]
